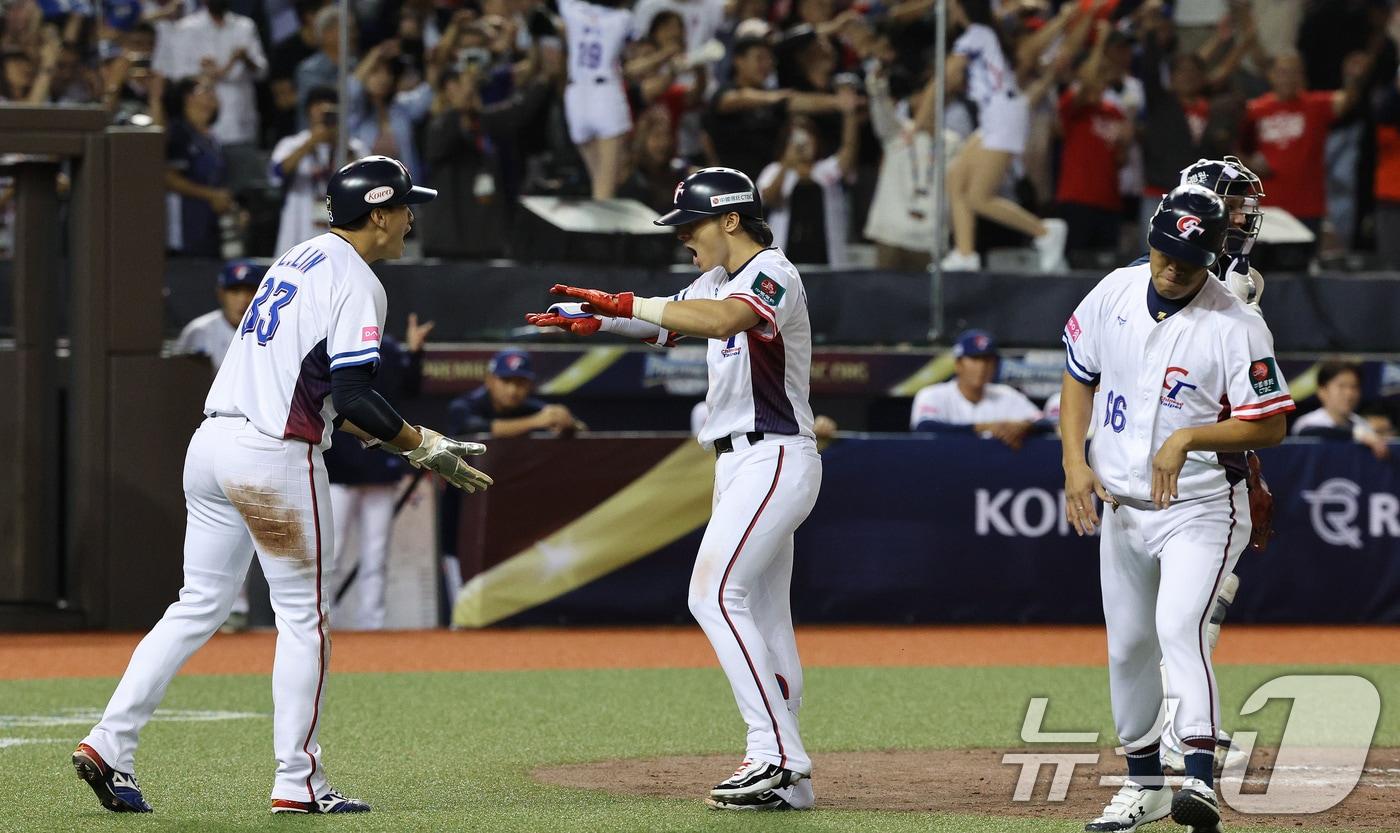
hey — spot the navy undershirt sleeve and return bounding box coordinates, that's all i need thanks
[331,363,407,443]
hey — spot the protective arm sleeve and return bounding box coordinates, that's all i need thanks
[599,315,671,346]
[331,363,407,443]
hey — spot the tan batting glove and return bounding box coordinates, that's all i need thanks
[402,427,493,493]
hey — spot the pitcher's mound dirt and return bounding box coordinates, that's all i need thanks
[535,747,1400,829]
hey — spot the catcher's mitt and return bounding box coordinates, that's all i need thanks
[1245,450,1273,551]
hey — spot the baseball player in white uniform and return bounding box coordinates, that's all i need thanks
[72,156,492,815]
[1062,184,1293,833]
[909,329,1043,449]
[1153,156,1270,775]
[528,167,819,811]
[559,0,634,199]
[171,260,267,373]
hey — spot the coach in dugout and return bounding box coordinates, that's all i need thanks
[440,350,585,607]
[910,329,1044,451]
[447,349,583,438]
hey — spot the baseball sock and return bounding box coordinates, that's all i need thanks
[1125,743,1165,789]
[1183,735,1217,787]
[1185,751,1214,787]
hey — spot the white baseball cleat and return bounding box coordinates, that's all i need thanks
[1084,781,1173,832]
[1171,777,1223,832]
[709,759,806,799]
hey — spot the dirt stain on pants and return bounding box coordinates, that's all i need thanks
[226,483,310,562]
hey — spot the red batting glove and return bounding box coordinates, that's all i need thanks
[549,284,635,318]
[524,311,602,336]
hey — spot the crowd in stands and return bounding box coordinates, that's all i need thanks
[5,0,1400,270]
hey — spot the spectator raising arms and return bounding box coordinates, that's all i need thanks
[1292,362,1390,460]
[269,85,368,256]
[941,0,1067,273]
[1244,50,1372,244]
[558,0,635,199]
[154,0,267,150]
[1,25,60,104]
[703,35,843,182]
[863,70,955,271]
[758,82,862,266]
[1054,21,1131,256]
[348,38,433,183]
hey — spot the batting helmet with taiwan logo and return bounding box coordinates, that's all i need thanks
[1147,183,1229,269]
[653,167,765,226]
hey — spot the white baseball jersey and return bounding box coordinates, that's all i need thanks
[1062,263,1295,502]
[172,309,237,371]
[909,381,1041,429]
[674,247,815,447]
[204,232,386,449]
[952,23,1018,111]
[560,0,632,82]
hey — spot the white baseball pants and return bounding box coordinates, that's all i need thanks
[328,482,398,630]
[688,437,822,775]
[1099,482,1250,756]
[83,415,335,803]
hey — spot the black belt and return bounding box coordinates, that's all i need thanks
[714,432,764,457]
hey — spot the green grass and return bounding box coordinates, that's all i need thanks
[0,664,1394,832]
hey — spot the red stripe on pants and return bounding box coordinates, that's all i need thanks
[301,445,327,801]
[1197,486,1236,742]
[717,446,787,768]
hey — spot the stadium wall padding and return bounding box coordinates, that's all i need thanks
[447,436,1400,626]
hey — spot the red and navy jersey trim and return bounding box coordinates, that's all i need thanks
[285,339,332,444]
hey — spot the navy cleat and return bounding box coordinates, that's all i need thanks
[72,743,152,813]
[1171,777,1224,833]
[271,788,371,814]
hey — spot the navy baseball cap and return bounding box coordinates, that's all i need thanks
[953,329,998,358]
[218,259,266,289]
[489,349,535,380]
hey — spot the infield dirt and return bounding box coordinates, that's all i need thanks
[535,747,1400,830]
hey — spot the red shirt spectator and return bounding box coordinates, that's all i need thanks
[1056,86,1126,212]
[1244,90,1334,220]
[1244,53,1358,223]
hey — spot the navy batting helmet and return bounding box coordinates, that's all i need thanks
[1148,183,1229,269]
[654,167,763,226]
[325,155,436,228]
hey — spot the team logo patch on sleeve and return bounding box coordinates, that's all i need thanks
[1066,314,1082,342]
[361,326,381,343]
[1249,357,1280,396]
[751,273,785,307]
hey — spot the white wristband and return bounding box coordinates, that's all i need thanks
[631,296,670,326]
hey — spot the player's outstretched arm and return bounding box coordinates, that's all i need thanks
[1059,372,1113,536]
[548,284,760,340]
